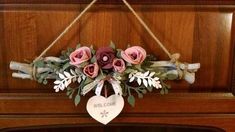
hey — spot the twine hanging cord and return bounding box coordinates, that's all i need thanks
[32,0,180,80]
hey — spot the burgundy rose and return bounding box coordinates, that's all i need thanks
[95,47,115,69]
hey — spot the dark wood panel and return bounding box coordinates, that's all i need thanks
[0,1,235,131]
[0,0,235,5]
[3,124,225,132]
[0,93,234,114]
[0,4,234,92]
[231,12,235,95]
[0,114,234,131]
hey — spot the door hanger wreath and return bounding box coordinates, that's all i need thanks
[10,0,200,125]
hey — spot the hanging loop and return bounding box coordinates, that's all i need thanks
[33,0,178,70]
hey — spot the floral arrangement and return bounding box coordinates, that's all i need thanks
[11,42,195,107]
[10,42,200,124]
[54,43,164,106]
[9,0,201,125]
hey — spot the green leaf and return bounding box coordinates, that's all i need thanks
[126,63,132,67]
[124,68,135,74]
[62,62,71,71]
[109,41,116,49]
[91,49,96,55]
[134,64,142,71]
[141,89,147,94]
[40,72,49,79]
[37,77,43,83]
[61,50,66,56]
[164,88,169,94]
[80,62,89,68]
[146,86,153,92]
[34,60,45,67]
[127,95,135,107]
[137,93,143,99]
[74,94,81,106]
[84,77,93,85]
[96,74,105,80]
[67,47,74,53]
[116,49,122,58]
[160,87,169,95]
[76,44,81,49]
[69,93,73,99]
[66,90,72,96]
[160,89,165,95]
[90,56,97,63]
[167,74,178,80]
[43,80,48,85]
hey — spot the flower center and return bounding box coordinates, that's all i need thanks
[115,61,122,66]
[76,52,83,59]
[88,66,94,73]
[130,53,137,60]
[102,56,109,62]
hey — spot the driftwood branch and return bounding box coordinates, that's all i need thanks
[9,57,200,84]
[9,57,65,80]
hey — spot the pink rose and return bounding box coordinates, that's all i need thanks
[83,63,99,78]
[113,58,126,73]
[121,46,146,64]
[69,46,92,66]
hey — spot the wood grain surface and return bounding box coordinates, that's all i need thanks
[0,4,234,92]
[0,1,235,131]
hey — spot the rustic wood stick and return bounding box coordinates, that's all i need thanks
[10,61,53,74]
[12,73,32,79]
[10,61,32,74]
[44,57,67,63]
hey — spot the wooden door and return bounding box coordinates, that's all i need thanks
[0,0,235,131]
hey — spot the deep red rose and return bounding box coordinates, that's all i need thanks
[96,47,115,69]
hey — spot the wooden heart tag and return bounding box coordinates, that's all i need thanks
[86,95,124,125]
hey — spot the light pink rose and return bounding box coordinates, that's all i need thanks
[121,46,146,64]
[69,46,91,66]
[113,58,126,73]
[83,63,99,78]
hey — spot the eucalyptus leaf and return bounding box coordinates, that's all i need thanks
[110,41,116,49]
[125,68,135,74]
[146,86,153,92]
[90,56,97,63]
[34,60,45,67]
[69,93,73,99]
[62,62,71,71]
[84,77,93,85]
[37,77,43,83]
[43,80,48,85]
[116,49,122,58]
[138,93,143,98]
[76,44,81,49]
[127,95,135,107]
[141,89,147,94]
[74,94,81,106]
[160,89,165,95]
[167,73,178,80]
[80,62,89,68]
